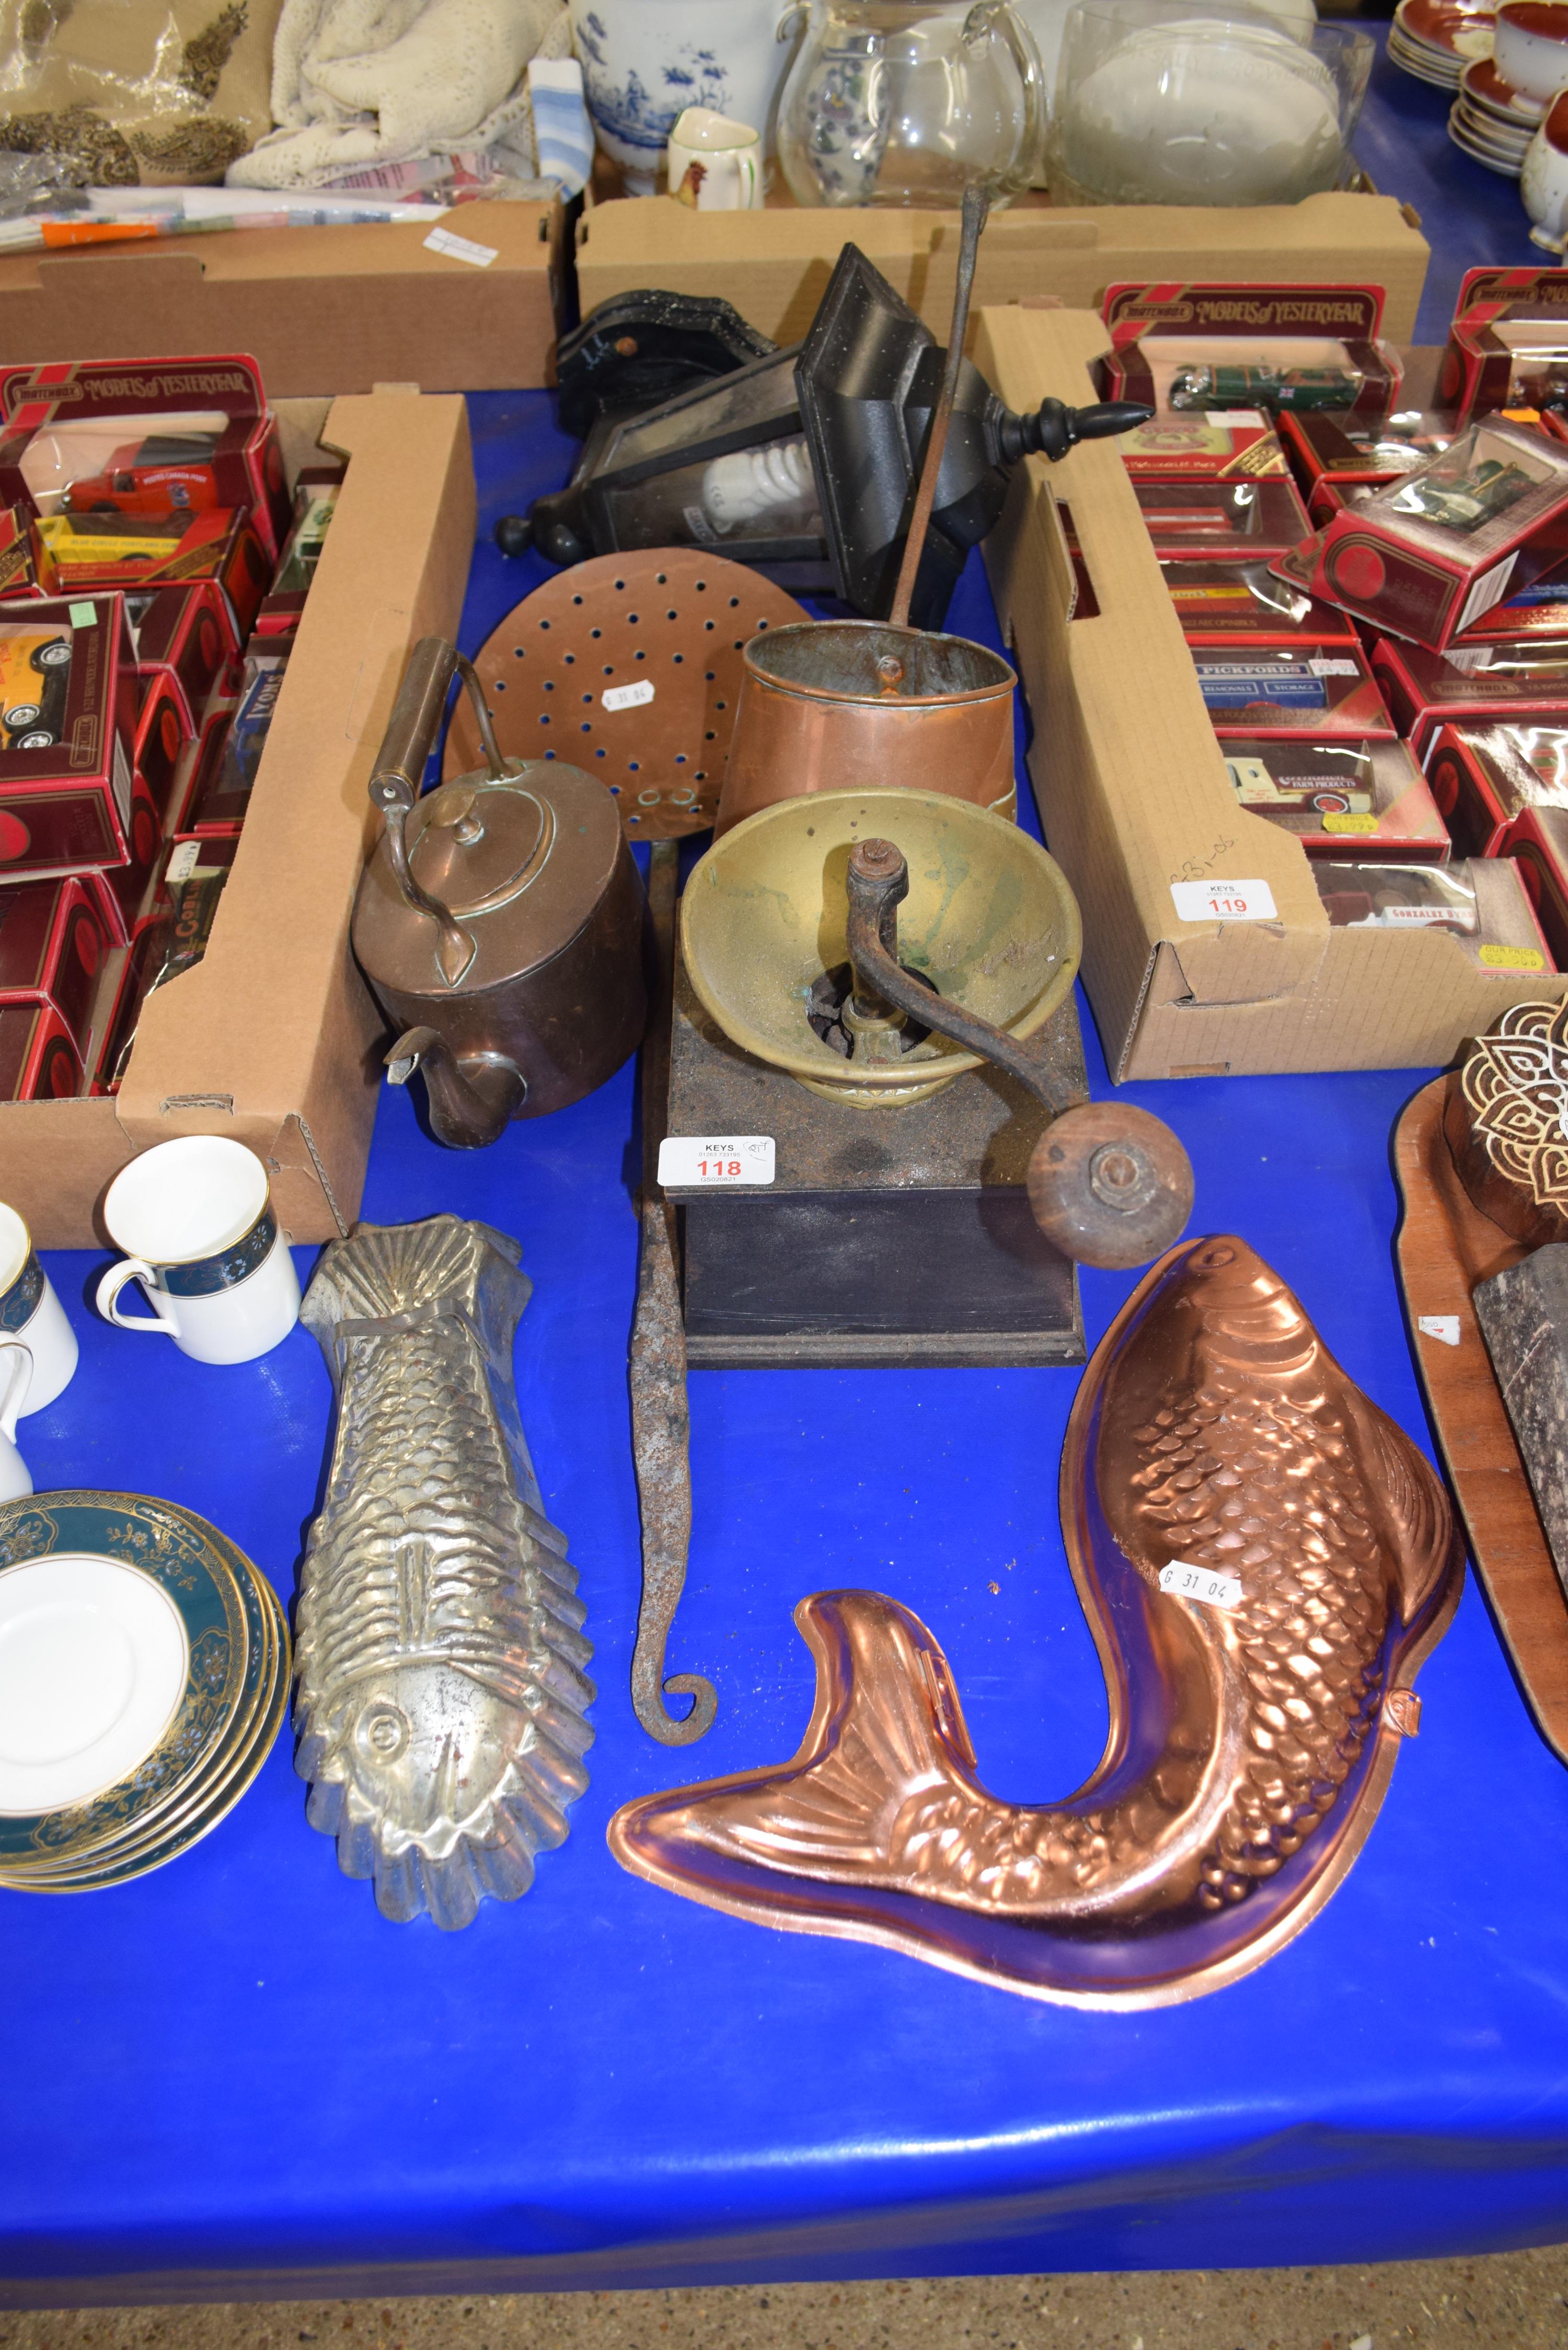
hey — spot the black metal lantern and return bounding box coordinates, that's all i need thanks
[520,246,1149,631]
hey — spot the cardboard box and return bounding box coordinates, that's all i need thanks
[0,387,474,1247]
[576,192,1430,349]
[975,304,1568,1080]
[0,203,564,397]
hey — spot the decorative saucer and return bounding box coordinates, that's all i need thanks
[0,1493,289,1892]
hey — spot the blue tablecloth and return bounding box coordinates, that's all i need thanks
[7,65,1568,2307]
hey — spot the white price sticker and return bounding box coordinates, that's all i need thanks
[1417,1315,1462,1347]
[165,839,201,883]
[422,225,498,268]
[1205,409,1266,428]
[602,678,655,712]
[1171,878,1278,924]
[1159,1562,1243,1610]
[1307,658,1361,676]
[658,1135,775,1186]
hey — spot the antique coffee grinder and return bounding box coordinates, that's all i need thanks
[667,787,1192,1368]
[352,637,647,1147]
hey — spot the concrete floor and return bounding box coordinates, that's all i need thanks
[4,2253,1568,2350]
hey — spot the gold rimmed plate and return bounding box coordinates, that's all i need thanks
[7,1580,291,1892]
[0,1494,258,1875]
[5,1569,288,1890]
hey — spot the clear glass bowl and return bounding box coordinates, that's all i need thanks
[1046,1,1373,206]
[776,0,1047,205]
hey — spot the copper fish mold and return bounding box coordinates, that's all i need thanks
[607,1236,1462,2006]
[296,1215,594,1928]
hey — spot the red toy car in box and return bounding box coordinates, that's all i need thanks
[66,434,220,520]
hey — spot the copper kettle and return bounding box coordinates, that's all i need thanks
[352,637,647,1149]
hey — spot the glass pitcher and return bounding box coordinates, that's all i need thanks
[775,0,1046,206]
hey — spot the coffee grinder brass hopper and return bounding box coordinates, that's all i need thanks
[682,790,1192,1271]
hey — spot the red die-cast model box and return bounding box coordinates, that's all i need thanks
[1126,476,1313,558]
[1274,419,1568,652]
[1371,632,1568,754]
[0,596,137,881]
[1439,267,1568,425]
[126,583,237,732]
[1100,283,1401,427]
[1425,722,1568,857]
[1219,733,1449,858]
[1312,855,1552,973]
[0,876,109,1051]
[1160,558,1356,639]
[1191,641,1392,735]
[133,674,192,827]
[0,1000,80,1099]
[1115,414,1289,480]
[0,355,291,560]
[0,506,58,601]
[32,507,269,642]
[1277,408,1459,511]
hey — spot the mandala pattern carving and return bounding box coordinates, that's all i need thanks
[1461,999,1568,1212]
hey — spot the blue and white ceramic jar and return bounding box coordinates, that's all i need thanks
[570,0,797,193]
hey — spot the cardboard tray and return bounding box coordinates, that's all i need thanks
[0,202,564,397]
[976,304,1568,1081]
[575,191,1430,347]
[0,388,475,1248]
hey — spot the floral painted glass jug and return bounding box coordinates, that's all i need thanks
[776,0,1046,204]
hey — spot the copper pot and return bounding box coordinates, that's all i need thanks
[714,620,1017,838]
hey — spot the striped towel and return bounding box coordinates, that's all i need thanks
[528,57,594,197]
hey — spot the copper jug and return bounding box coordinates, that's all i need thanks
[352,637,647,1149]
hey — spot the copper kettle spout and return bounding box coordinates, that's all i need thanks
[385,1028,526,1150]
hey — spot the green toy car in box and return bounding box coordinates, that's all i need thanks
[1168,364,1364,414]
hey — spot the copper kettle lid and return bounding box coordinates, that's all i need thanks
[352,639,624,1000]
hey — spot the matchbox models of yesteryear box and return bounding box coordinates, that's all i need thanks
[0,354,291,561]
[124,582,237,732]
[1099,283,1401,426]
[0,387,476,1247]
[1114,414,1289,480]
[973,302,1568,1080]
[0,999,80,1099]
[1438,266,1568,426]
[1128,476,1312,558]
[1272,419,1568,654]
[1424,721,1568,859]
[1161,559,1356,640]
[1312,856,1552,974]
[0,506,58,600]
[1217,734,1447,857]
[1191,642,1393,736]
[0,595,138,878]
[0,876,110,1051]
[31,506,269,642]
[1371,630,1568,754]
[1276,407,1459,512]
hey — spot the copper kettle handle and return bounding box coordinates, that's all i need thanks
[367,637,510,989]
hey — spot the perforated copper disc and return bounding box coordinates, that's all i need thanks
[444,550,813,839]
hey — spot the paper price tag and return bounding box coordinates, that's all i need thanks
[1159,1562,1243,1610]
[603,679,654,712]
[165,839,200,883]
[659,1135,775,1186]
[423,225,498,268]
[67,600,97,629]
[1170,878,1277,924]
[1205,409,1266,428]
[1159,1563,1242,1610]
[1417,1315,1461,1346]
[1307,658,1361,675]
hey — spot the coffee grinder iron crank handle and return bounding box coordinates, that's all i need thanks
[844,840,1194,1270]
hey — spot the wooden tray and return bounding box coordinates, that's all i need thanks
[1393,1074,1568,1761]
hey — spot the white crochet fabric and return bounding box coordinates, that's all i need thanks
[227,0,571,188]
